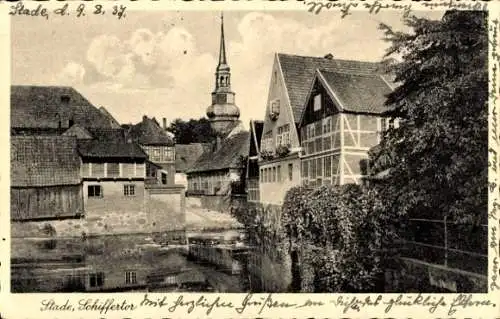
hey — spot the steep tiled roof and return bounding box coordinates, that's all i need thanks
[77,140,147,160]
[11,136,80,187]
[62,125,93,139]
[87,128,128,143]
[249,120,264,157]
[277,53,386,122]
[11,85,114,129]
[77,127,147,160]
[127,116,174,146]
[187,131,250,173]
[98,106,122,128]
[319,70,393,114]
[175,143,210,173]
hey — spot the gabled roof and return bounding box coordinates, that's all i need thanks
[77,127,147,160]
[249,120,264,157]
[175,143,210,173]
[77,140,147,160]
[11,85,114,129]
[187,131,250,173]
[127,116,174,146]
[277,53,388,123]
[87,127,128,143]
[314,69,393,115]
[11,136,81,187]
[98,106,122,128]
[62,124,93,139]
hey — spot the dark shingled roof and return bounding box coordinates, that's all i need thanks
[77,140,147,160]
[127,116,174,146]
[11,85,115,129]
[77,128,147,160]
[319,70,393,114]
[11,136,81,187]
[187,131,250,173]
[175,143,210,173]
[249,120,264,156]
[277,53,386,122]
[98,106,122,128]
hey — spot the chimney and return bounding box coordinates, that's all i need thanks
[324,53,334,60]
[143,115,147,122]
[163,118,167,130]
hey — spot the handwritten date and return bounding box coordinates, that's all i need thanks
[9,3,127,20]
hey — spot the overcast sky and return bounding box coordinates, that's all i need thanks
[11,10,444,127]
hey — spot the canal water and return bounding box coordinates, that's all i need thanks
[11,232,249,293]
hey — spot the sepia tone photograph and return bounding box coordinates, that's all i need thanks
[9,7,488,294]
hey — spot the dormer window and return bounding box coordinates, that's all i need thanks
[313,94,321,111]
[60,95,70,104]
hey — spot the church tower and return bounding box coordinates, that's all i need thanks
[206,13,240,136]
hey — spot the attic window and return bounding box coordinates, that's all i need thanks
[269,99,280,120]
[60,95,70,104]
[313,94,322,111]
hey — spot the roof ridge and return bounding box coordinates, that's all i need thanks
[277,52,381,65]
[318,69,386,77]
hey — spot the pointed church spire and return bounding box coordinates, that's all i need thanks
[218,12,228,68]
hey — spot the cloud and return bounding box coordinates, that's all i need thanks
[54,61,86,85]
[79,11,432,125]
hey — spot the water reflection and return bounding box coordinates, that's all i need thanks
[11,233,248,293]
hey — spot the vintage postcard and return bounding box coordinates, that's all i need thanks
[0,0,499,318]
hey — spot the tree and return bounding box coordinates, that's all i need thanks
[371,11,488,225]
[166,117,218,144]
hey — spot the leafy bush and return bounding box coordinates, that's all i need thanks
[281,184,396,292]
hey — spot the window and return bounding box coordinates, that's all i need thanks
[89,272,105,288]
[107,163,120,177]
[313,94,322,111]
[261,131,273,153]
[315,138,322,153]
[260,169,263,183]
[88,185,102,198]
[161,172,167,185]
[124,184,136,196]
[323,117,332,134]
[276,124,290,147]
[324,156,332,177]
[272,167,277,182]
[164,148,175,161]
[315,122,322,137]
[152,148,160,158]
[271,99,280,115]
[288,163,293,181]
[301,161,308,179]
[316,158,323,177]
[311,159,316,178]
[277,165,281,182]
[125,271,137,285]
[307,124,315,140]
[165,275,177,285]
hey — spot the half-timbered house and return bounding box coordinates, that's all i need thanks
[258,53,388,204]
[126,116,176,185]
[299,68,394,186]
